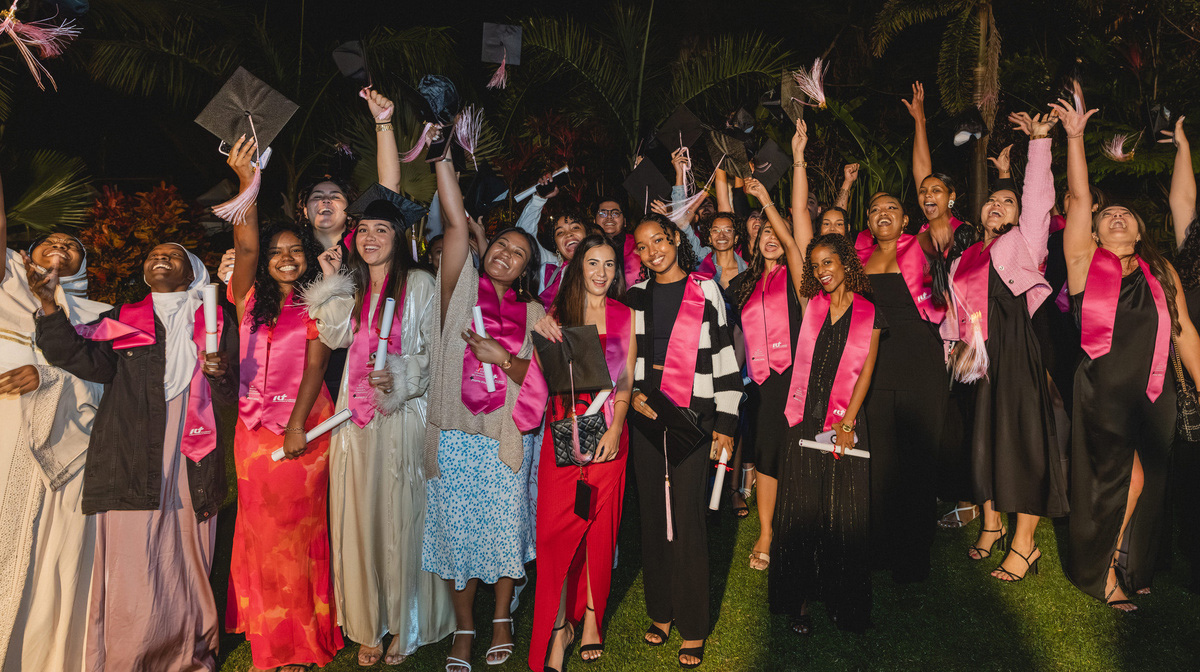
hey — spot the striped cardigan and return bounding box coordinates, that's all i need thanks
[625,275,744,437]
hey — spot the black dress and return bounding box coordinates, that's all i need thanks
[864,273,948,582]
[728,273,802,479]
[1067,269,1176,600]
[971,266,1069,517]
[769,308,879,632]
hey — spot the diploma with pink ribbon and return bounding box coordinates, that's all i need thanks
[799,430,870,459]
[708,447,729,510]
[271,408,353,461]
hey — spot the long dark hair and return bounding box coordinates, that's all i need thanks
[537,208,600,257]
[929,221,983,310]
[734,223,784,311]
[345,217,416,331]
[1095,205,1181,336]
[549,234,626,328]
[633,212,697,282]
[249,222,323,332]
[481,227,542,303]
[800,234,873,298]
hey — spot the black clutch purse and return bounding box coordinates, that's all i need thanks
[533,327,612,394]
[627,388,707,465]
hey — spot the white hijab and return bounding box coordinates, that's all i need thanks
[28,235,89,298]
[148,244,210,401]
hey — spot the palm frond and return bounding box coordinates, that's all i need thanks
[82,0,244,34]
[2,150,91,237]
[0,55,14,125]
[871,0,969,57]
[666,32,795,119]
[936,8,978,115]
[367,26,462,88]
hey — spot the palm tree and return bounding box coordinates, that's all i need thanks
[871,0,1000,217]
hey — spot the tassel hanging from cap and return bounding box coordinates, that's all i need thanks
[486,49,508,90]
[213,114,262,225]
[666,151,722,226]
[945,276,990,384]
[454,106,483,170]
[791,57,829,109]
[0,0,80,91]
[400,122,435,163]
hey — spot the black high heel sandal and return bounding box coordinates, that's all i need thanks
[544,621,576,672]
[1105,558,1138,612]
[579,605,604,663]
[678,640,706,669]
[645,622,670,647]
[992,544,1040,582]
[967,525,1008,560]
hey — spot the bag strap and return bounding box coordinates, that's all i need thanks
[1173,335,1192,394]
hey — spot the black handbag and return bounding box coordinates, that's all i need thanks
[551,360,610,467]
[627,388,707,465]
[1172,336,1200,442]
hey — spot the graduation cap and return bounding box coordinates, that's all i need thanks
[482,23,522,65]
[622,160,673,215]
[952,108,987,147]
[750,139,789,192]
[726,107,755,133]
[464,163,510,219]
[655,105,705,152]
[397,75,461,127]
[195,67,299,154]
[780,69,805,123]
[349,183,427,230]
[707,131,751,180]
[332,41,370,86]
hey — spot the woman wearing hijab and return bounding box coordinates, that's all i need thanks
[0,174,107,672]
[34,242,237,672]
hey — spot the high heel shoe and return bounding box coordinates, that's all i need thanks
[579,605,604,663]
[445,630,474,672]
[1105,559,1138,612]
[486,618,514,666]
[544,621,576,672]
[992,544,1040,581]
[967,526,1007,560]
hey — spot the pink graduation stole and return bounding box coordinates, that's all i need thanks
[78,295,222,462]
[346,279,406,427]
[856,230,944,324]
[1049,214,1067,233]
[660,273,710,408]
[950,241,993,341]
[1080,249,1170,401]
[238,291,312,434]
[742,265,792,383]
[784,292,876,431]
[622,235,642,286]
[540,262,564,306]
[463,274,528,415]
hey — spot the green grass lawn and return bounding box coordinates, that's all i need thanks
[212,479,1200,672]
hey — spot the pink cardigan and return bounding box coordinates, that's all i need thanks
[941,137,1055,341]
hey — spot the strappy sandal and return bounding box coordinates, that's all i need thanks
[739,465,756,502]
[992,544,1041,582]
[644,622,670,647]
[486,618,514,666]
[357,643,383,667]
[967,526,1007,560]
[445,629,475,672]
[938,504,979,529]
[544,621,576,672]
[1105,560,1138,612]
[748,550,770,571]
[579,606,604,663]
[678,640,706,669]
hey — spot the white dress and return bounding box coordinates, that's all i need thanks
[0,248,107,672]
[305,269,455,652]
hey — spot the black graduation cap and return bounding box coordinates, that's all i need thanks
[463,163,510,218]
[349,183,427,230]
[332,41,370,86]
[482,23,522,65]
[655,105,705,152]
[751,139,789,192]
[397,75,461,127]
[726,107,755,133]
[195,67,299,150]
[707,131,751,180]
[1149,103,1172,140]
[780,69,805,123]
[622,160,673,215]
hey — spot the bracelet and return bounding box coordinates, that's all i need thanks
[283,427,305,435]
[375,122,394,132]
[793,160,807,168]
[1030,133,1050,139]
[1067,132,1084,139]
[762,202,777,209]
[500,353,513,370]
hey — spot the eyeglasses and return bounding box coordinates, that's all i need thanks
[597,209,623,218]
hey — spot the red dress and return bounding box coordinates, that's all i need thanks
[528,336,628,672]
[226,310,344,667]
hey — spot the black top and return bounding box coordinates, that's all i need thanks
[651,277,687,365]
[727,270,803,357]
[867,273,945,391]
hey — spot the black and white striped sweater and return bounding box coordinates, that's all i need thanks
[625,275,744,437]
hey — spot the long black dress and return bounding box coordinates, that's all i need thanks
[971,266,1070,517]
[769,308,878,632]
[865,273,948,582]
[1067,268,1176,600]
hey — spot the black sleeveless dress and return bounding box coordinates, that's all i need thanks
[1067,268,1176,600]
[970,266,1070,517]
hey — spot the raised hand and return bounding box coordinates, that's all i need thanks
[902,81,926,122]
[362,88,394,122]
[318,245,343,277]
[670,147,691,181]
[21,251,59,313]
[1049,98,1097,138]
[988,145,1013,175]
[650,199,672,217]
[1159,115,1188,148]
[791,119,809,157]
[226,134,258,187]
[537,172,560,200]
[843,163,860,185]
[744,177,770,203]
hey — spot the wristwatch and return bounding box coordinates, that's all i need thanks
[838,422,855,434]
[500,353,513,370]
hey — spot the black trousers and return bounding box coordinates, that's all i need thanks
[630,395,712,639]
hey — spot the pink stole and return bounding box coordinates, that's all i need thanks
[856,230,944,323]
[784,292,875,431]
[540,263,564,306]
[463,274,528,415]
[347,280,406,427]
[660,273,710,408]
[1081,249,1170,401]
[742,265,792,383]
[950,242,993,341]
[622,235,642,286]
[238,291,311,433]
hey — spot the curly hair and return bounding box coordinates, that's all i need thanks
[632,213,697,282]
[249,222,324,332]
[800,233,872,298]
[696,211,747,250]
[536,207,599,257]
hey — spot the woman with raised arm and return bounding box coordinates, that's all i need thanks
[856,190,948,583]
[1054,96,1200,611]
[904,81,965,253]
[0,173,107,672]
[423,154,546,672]
[219,138,343,671]
[626,212,742,668]
[936,112,1069,581]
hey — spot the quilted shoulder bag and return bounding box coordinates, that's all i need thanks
[552,361,609,467]
[1172,335,1200,442]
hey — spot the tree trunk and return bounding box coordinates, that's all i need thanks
[969,2,994,225]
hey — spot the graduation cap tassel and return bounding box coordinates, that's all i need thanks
[1101,132,1138,162]
[792,58,829,109]
[0,0,79,91]
[666,155,723,226]
[212,115,262,225]
[400,122,434,163]
[945,280,990,384]
[486,49,508,90]
[453,106,483,170]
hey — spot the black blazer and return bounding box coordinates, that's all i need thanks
[35,303,238,521]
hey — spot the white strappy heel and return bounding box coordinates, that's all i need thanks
[446,629,474,672]
[486,618,515,666]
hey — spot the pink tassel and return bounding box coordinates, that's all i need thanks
[666,154,722,225]
[213,166,260,225]
[1,1,79,91]
[400,122,434,163]
[663,436,674,542]
[948,312,990,383]
[486,49,507,90]
[567,362,592,465]
[1101,133,1137,162]
[792,58,829,109]
[454,106,483,170]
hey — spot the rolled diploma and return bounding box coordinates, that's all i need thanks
[411,238,419,261]
[708,448,729,510]
[798,439,871,459]
[373,298,396,372]
[272,408,354,461]
[203,284,219,352]
[514,165,570,202]
[471,305,496,392]
[583,388,612,416]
